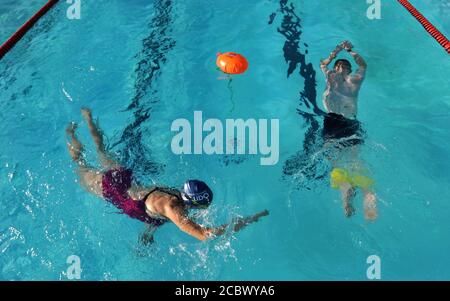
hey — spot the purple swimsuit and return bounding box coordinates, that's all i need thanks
[102,167,166,226]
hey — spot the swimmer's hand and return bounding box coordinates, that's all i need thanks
[232,210,269,232]
[204,210,269,239]
[139,232,155,246]
[139,224,157,246]
[327,43,346,61]
[341,40,354,52]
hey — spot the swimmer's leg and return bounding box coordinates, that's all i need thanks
[330,168,356,217]
[66,123,104,197]
[66,122,86,167]
[363,189,377,221]
[139,224,158,246]
[81,108,120,170]
[340,182,356,218]
[342,146,377,220]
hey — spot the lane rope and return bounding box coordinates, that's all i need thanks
[0,0,59,60]
[397,0,450,54]
[1,0,448,60]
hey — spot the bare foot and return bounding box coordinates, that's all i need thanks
[364,192,378,221]
[341,185,356,218]
[81,108,92,121]
[66,122,85,165]
[344,202,356,217]
[66,122,78,138]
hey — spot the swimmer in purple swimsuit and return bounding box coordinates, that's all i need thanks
[66,108,269,244]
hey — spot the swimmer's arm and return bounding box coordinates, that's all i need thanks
[166,207,269,241]
[165,205,215,241]
[231,210,270,232]
[208,210,270,236]
[320,44,343,76]
[139,224,157,245]
[349,50,367,81]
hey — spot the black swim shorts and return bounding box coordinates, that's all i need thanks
[322,113,365,146]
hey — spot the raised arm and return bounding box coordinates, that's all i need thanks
[349,50,366,68]
[320,43,344,76]
[343,41,367,81]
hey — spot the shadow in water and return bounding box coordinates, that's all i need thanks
[269,0,328,189]
[110,0,176,180]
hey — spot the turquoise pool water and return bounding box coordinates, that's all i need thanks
[0,0,449,280]
[0,0,46,43]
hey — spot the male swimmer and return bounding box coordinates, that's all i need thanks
[66,108,269,244]
[320,41,377,220]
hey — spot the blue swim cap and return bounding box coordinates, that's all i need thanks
[181,180,213,208]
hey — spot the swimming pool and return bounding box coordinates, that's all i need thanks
[0,0,449,280]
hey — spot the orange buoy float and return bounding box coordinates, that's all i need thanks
[216,52,249,74]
